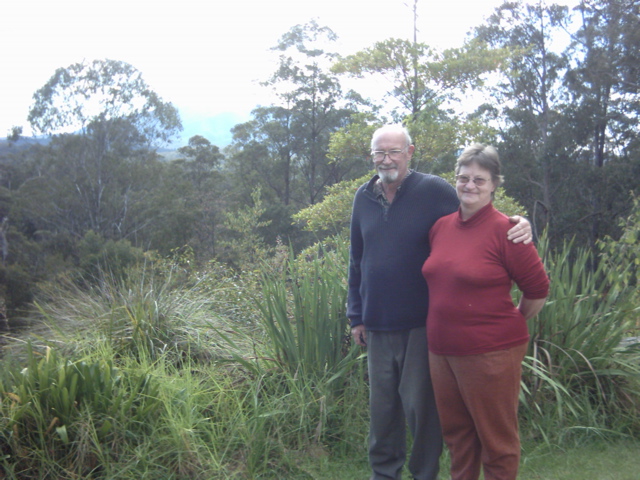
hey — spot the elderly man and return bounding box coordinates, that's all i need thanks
[347,124,531,480]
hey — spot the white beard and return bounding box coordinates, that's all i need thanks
[378,168,398,184]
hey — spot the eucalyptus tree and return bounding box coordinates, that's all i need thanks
[176,135,224,191]
[172,135,225,260]
[227,106,299,207]
[18,59,189,254]
[330,6,504,173]
[472,1,573,240]
[333,39,442,117]
[566,0,640,168]
[28,59,182,145]
[262,20,359,206]
[561,0,640,245]
[13,129,184,249]
[332,38,501,118]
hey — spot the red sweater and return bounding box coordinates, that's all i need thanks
[421,203,549,356]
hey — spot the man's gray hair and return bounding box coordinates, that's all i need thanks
[371,124,412,150]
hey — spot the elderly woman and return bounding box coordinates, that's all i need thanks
[421,144,549,480]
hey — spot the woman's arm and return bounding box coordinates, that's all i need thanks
[518,297,547,320]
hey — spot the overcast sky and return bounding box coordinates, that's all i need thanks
[1,0,576,145]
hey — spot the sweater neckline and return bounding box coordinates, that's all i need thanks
[456,202,495,227]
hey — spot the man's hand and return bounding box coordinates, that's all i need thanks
[351,324,367,347]
[507,215,532,244]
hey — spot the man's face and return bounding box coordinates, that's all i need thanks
[371,131,414,184]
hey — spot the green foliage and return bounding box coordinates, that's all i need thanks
[332,37,502,117]
[567,0,640,167]
[217,187,274,270]
[597,191,640,299]
[234,19,361,208]
[326,113,378,159]
[407,108,468,173]
[255,242,356,381]
[520,232,640,441]
[0,253,370,478]
[209,238,369,474]
[216,238,359,385]
[0,263,35,312]
[293,174,368,236]
[0,344,161,474]
[325,112,380,181]
[332,38,440,115]
[31,258,212,365]
[78,230,146,280]
[1,225,640,477]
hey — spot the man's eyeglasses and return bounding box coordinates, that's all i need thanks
[371,147,407,162]
[455,175,489,186]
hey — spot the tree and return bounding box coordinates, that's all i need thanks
[263,20,359,205]
[28,59,182,145]
[7,126,22,143]
[17,59,193,256]
[562,0,640,244]
[227,106,299,207]
[472,1,573,240]
[176,135,223,190]
[216,188,273,270]
[566,0,640,168]
[174,135,225,260]
[332,37,503,119]
[220,21,366,254]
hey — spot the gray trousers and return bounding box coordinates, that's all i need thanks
[367,327,442,480]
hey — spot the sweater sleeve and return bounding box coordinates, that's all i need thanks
[503,234,550,300]
[347,186,365,327]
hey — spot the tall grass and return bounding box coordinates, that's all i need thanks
[254,239,358,380]
[0,344,162,478]
[520,234,640,443]
[23,262,223,366]
[212,237,369,467]
[0,246,370,479]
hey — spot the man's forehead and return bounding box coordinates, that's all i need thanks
[373,132,405,148]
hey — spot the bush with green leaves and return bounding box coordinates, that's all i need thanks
[598,191,640,309]
[0,247,370,478]
[0,344,161,476]
[520,232,640,443]
[212,237,369,467]
[77,230,147,281]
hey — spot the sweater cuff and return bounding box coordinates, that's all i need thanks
[349,317,363,328]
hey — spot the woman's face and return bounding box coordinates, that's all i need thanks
[455,162,495,213]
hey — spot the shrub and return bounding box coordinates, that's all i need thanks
[520,233,640,442]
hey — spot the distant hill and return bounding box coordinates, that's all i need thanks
[1,112,245,158]
[0,136,50,156]
[179,111,248,148]
[162,111,248,159]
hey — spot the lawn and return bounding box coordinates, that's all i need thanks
[293,439,640,480]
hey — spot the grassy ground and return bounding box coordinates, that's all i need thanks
[518,440,640,480]
[294,439,640,480]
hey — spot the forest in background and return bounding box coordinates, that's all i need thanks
[0,0,639,320]
[1,1,639,478]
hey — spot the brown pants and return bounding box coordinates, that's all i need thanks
[429,343,527,480]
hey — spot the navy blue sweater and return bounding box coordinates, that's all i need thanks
[347,172,459,331]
